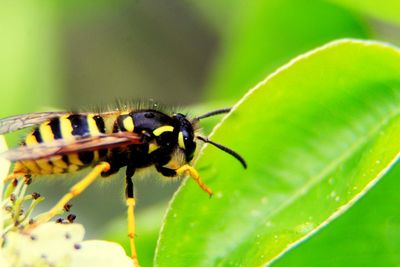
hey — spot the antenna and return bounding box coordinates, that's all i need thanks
[194,108,231,121]
[197,136,247,169]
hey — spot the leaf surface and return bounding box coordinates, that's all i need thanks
[155,39,400,266]
[273,159,400,266]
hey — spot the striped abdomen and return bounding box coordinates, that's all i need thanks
[15,114,107,175]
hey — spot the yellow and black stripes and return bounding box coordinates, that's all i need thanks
[68,114,91,136]
[93,115,106,134]
[114,113,135,133]
[19,114,107,175]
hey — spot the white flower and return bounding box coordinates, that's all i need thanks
[2,223,132,267]
[0,136,132,267]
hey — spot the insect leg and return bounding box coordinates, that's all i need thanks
[176,165,213,197]
[157,165,213,197]
[33,162,110,226]
[125,166,140,267]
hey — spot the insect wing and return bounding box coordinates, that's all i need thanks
[56,132,144,155]
[1,132,144,161]
[0,112,70,134]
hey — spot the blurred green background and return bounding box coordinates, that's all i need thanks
[1,1,400,266]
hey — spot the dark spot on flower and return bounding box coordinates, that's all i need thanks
[24,176,32,185]
[31,192,41,199]
[64,203,72,212]
[67,214,76,223]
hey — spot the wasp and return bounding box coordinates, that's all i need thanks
[0,105,246,266]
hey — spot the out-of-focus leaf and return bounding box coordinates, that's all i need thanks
[0,1,63,147]
[204,0,367,100]
[155,40,400,266]
[0,1,61,116]
[331,0,400,25]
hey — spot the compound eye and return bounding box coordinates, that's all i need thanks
[178,131,187,149]
[178,129,196,162]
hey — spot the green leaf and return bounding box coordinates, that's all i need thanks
[204,0,368,100]
[0,1,61,116]
[155,39,400,266]
[0,1,63,147]
[331,0,400,25]
[272,156,400,266]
